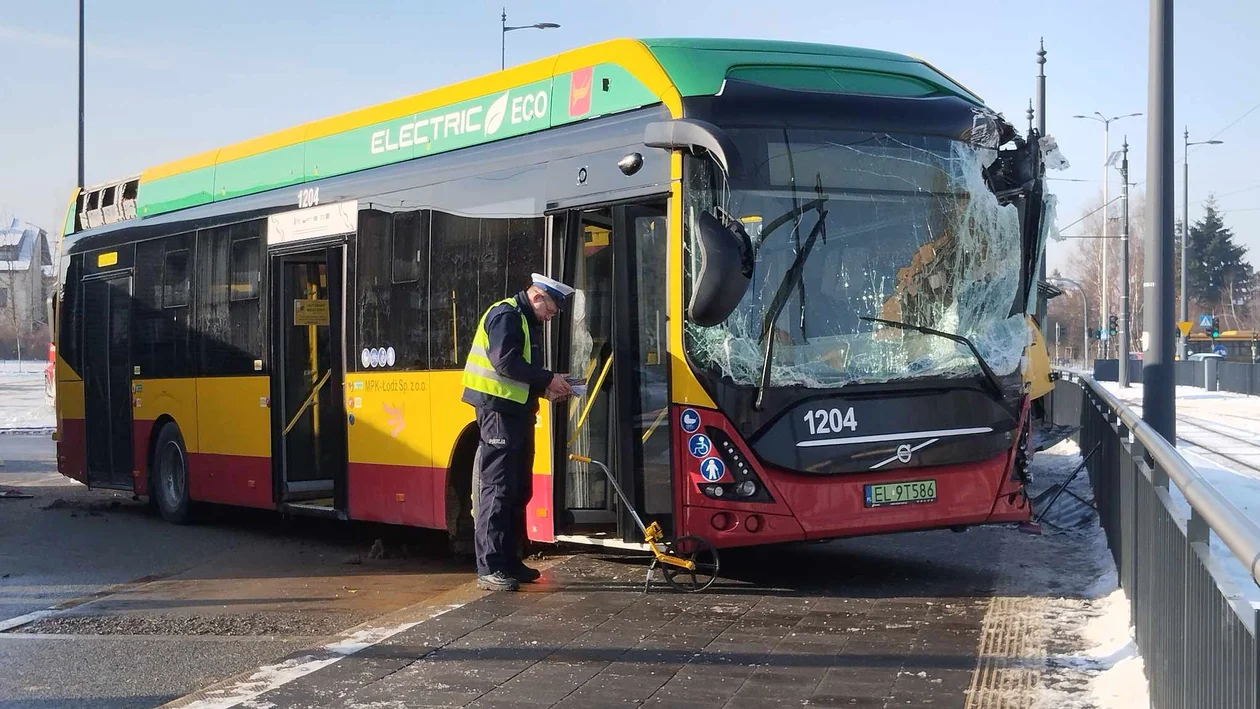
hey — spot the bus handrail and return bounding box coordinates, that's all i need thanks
[1064,371,1260,586]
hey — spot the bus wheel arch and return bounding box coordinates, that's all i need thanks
[444,423,480,556]
[151,419,193,525]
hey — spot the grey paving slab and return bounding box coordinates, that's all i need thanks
[171,522,1042,709]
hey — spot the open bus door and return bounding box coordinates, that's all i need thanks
[268,244,348,518]
[550,198,673,547]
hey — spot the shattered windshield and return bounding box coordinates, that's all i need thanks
[685,127,1028,389]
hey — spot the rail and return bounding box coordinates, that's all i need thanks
[1045,371,1260,708]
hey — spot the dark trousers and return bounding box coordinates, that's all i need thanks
[474,408,534,576]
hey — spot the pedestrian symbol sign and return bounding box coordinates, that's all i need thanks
[699,457,725,482]
[688,434,712,459]
[1198,315,1214,328]
[1177,321,1192,337]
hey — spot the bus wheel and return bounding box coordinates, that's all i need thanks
[153,423,192,524]
[445,437,478,559]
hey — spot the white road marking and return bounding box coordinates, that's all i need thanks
[172,603,466,709]
[0,609,55,633]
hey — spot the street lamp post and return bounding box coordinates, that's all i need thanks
[78,0,85,191]
[1034,39,1048,325]
[1119,138,1131,387]
[1179,128,1225,360]
[1073,111,1141,360]
[501,8,559,70]
[1049,277,1089,371]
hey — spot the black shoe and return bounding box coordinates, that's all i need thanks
[508,564,541,583]
[477,571,520,592]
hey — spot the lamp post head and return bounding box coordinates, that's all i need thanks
[534,22,559,28]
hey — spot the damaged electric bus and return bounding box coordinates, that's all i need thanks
[52,38,1054,553]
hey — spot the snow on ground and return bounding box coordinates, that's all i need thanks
[1099,382,1260,468]
[0,358,47,376]
[995,439,1152,709]
[1097,381,1260,599]
[0,368,54,432]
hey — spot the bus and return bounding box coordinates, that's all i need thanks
[52,38,1054,552]
[1185,331,1259,362]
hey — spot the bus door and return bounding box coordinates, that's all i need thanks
[556,199,672,543]
[82,274,134,489]
[270,245,347,516]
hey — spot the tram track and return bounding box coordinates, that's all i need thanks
[1171,416,1260,477]
[1106,400,1260,476]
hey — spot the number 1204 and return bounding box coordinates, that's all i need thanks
[803,407,857,435]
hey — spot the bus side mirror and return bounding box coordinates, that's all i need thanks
[644,119,740,176]
[688,211,752,327]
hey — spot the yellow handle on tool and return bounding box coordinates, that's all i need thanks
[568,453,592,464]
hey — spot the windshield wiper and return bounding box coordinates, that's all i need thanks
[858,316,1017,417]
[754,200,827,409]
[753,131,830,410]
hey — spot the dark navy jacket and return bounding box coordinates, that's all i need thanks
[461,291,553,417]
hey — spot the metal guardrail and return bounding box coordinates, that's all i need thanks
[1219,361,1260,396]
[1046,372,1260,708]
[1092,359,1259,395]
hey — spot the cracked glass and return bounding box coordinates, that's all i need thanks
[685,127,1027,388]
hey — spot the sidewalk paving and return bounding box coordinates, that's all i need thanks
[165,440,1130,709]
[221,553,988,709]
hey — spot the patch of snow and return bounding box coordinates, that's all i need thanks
[0,372,53,431]
[1035,590,1150,709]
[989,439,1152,708]
[1095,381,1260,601]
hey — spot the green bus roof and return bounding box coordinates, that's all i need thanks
[71,38,985,232]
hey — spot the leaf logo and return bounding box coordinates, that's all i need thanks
[384,403,404,438]
[484,92,510,135]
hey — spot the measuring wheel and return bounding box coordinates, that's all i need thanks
[658,535,720,593]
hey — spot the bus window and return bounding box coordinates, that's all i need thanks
[355,207,430,371]
[429,212,482,369]
[163,249,191,308]
[195,222,264,374]
[58,254,84,374]
[133,234,193,378]
[427,212,546,369]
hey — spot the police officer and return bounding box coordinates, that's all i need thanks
[462,274,574,591]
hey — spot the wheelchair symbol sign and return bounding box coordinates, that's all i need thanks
[699,457,725,482]
[688,434,712,458]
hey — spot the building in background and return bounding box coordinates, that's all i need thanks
[0,217,54,358]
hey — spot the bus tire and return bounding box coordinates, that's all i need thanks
[445,430,479,559]
[153,423,192,525]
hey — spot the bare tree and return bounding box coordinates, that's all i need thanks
[0,263,22,371]
[1060,193,1147,360]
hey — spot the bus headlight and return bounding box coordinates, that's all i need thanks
[736,480,757,497]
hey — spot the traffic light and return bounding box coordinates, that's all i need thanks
[1108,315,1118,337]
[1211,317,1220,339]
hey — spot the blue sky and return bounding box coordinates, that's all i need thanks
[2,0,1258,274]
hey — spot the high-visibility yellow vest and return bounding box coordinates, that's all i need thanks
[462,298,532,404]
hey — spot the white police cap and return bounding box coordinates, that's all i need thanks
[531,273,575,302]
